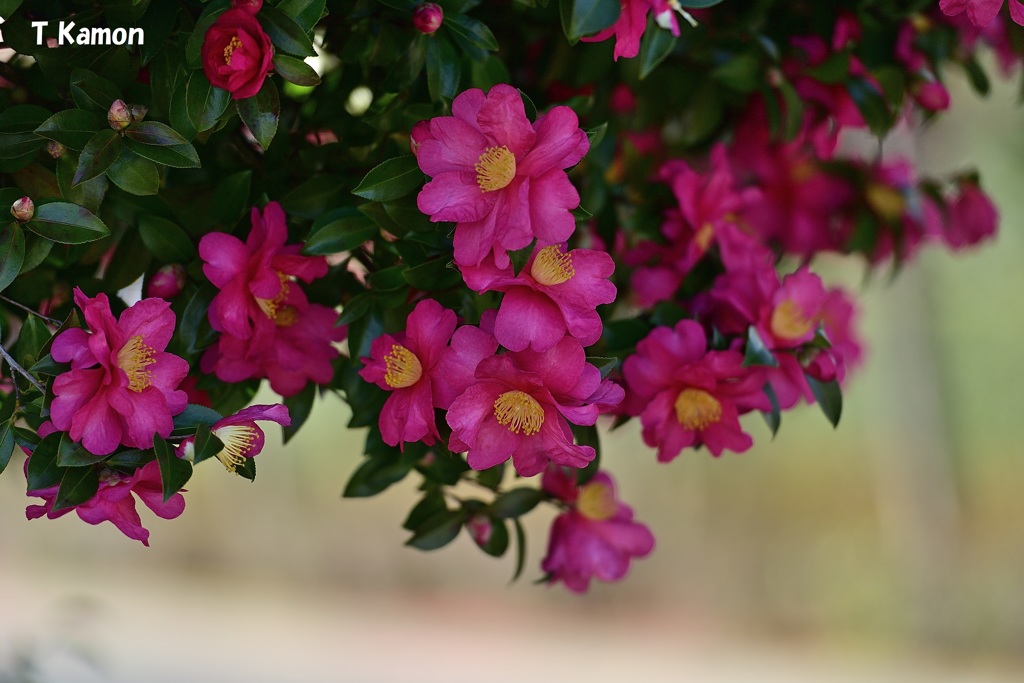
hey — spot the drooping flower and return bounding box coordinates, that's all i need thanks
[460,243,616,352]
[359,300,459,447]
[940,0,1024,27]
[50,289,189,456]
[622,319,769,460]
[177,404,291,473]
[582,0,690,61]
[200,3,274,100]
[540,468,655,593]
[446,337,621,476]
[26,460,185,547]
[415,84,589,268]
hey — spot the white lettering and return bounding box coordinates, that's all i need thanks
[32,20,48,44]
[129,27,144,45]
[58,20,75,45]
[111,27,126,45]
[91,27,111,45]
[76,26,89,44]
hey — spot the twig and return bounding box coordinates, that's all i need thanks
[0,295,62,326]
[0,344,46,394]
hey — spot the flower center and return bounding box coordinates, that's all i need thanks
[117,335,157,393]
[255,272,293,325]
[530,245,574,286]
[475,145,516,193]
[674,388,722,431]
[694,222,715,252]
[577,482,617,521]
[384,344,423,388]
[223,35,243,66]
[770,299,815,341]
[213,424,257,474]
[865,183,905,222]
[493,390,544,436]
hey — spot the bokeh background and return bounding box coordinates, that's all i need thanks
[2,58,1024,682]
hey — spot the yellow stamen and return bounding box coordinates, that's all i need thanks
[770,299,815,341]
[530,245,574,286]
[694,222,715,252]
[223,36,243,66]
[577,482,617,521]
[865,183,905,222]
[213,424,257,474]
[674,388,722,431]
[475,145,516,193]
[255,272,294,326]
[493,390,544,436]
[117,335,157,393]
[384,344,423,388]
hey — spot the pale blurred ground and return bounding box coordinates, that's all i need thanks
[3,61,1024,681]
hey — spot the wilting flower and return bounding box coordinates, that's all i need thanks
[541,468,655,593]
[622,320,768,460]
[201,3,274,100]
[359,299,458,447]
[26,460,185,546]
[177,404,291,473]
[415,84,589,268]
[460,243,616,352]
[940,0,1024,27]
[50,289,189,456]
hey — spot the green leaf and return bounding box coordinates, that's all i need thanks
[34,110,104,151]
[511,517,527,582]
[304,209,377,255]
[559,0,620,44]
[352,156,424,202]
[403,490,448,531]
[279,175,344,218]
[57,442,106,467]
[283,382,316,444]
[52,465,100,513]
[73,129,123,186]
[806,375,842,428]
[26,432,64,490]
[105,148,160,196]
[406,509,464,551]
[124,121,191,147]
[171,404,223,436]
[153,433,192,502]
[472,516,510,557]
[236,80,280,151]
[178,286,218,357]
[185,0,230,67]
[272,54,321,87]
[27,202,110,244]
[848,77,892,138]
[186,72,231,133]
[742,326,779,368]
[639,19,676,80]
[211,170,253,227]
[402,259,461,291]
[259,3,317,57]
[138,214,196,263]
[69,69,123,113]
[445,14,499,52]
[107,449,154,470]
[712,53,762,93]
[277,0,327,31]
[425,35,461,102]
[191,424,225,465]
[123,139,201,168]
[0,225,26,293]
[0,418,14,476]
[491,488,544,519]
[761,382,781,437]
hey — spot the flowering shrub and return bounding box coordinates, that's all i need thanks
[0,0,1011,590]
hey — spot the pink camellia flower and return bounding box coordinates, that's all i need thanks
[583,0,687,61]
[200,3,274,100]
[460,243,616,352]
[50,289,189,456]
[446,337,622,476]
[359,300,458,447]
[540,468,655,593]
[177,404,291,473]
[943,180,998,249]
[26,460,185,547]
[415,84,589,268]
[940,0,1024,27]
[622,320,769,461]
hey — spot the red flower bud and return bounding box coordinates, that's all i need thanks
[10,196,34,223]
[108,99,133,130]
[146,264,188,299]
[467,515,493,548]
[413,3,444,35]
[47,140,66,159]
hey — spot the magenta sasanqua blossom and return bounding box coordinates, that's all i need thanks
[622,319,769,461]
[177,404,291,473]
[540,467,655,593]
[199,201,344,396]
[446,336,623,476]
[26,459,185,547]
[460,243,616,352]
[415,84,589,268]
[50,289,189,456]
[583,0,688,61]
[359,299,459,447]
[940,0,1024,27]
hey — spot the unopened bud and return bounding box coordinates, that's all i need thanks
[146,263,188,299]
[413,2,444,35]
[467,515,493,547]
[130,104,149,124]
[108,99,132,130]
[10,196,34,223]
[47,140,66,159]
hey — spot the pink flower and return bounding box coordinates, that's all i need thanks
[415,84,589,268]
[541,469,655,593]
[446,337,622,476]
[200,5,274,100]
[460,243,616,352]
[943,180,998,249]
[146,264,187,299]
[359,300,459,447]
[177,404,290,472]
[412,2,444,34]
[583,0,682,61]
[940,0,1024,27]
[622,320,768,460]
[26,460,185,546]
[50,290,189,456]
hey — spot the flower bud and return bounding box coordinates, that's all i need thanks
[47,140,66,159]
[146,264,188,299]
[108,99,133,130]
[130,104,149,123]
[413,2,444,35]
[467,515,493,548]
[409,120,430,156]
[10,196,34,223]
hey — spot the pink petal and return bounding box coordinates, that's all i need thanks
[476,84,536,156]
[527,171,578,245]
[117,298,176,350]
[419,117,489,176]
[519,106,589,176]
[51,328,98,368]
[417,171,495,223]
[494,288,567,353]
[199,232,250,288]
[406,299,457,369]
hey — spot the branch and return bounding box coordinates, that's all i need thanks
[0,344,46,394]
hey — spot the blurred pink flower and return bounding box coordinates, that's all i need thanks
[943,180,998,249]
[940,0,1024,27]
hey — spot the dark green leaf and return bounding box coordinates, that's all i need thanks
[279,175,344,218]
[105,148,160,196]
[171,404,223,436]
[445,14,499,52]
[761,382,781,437]
[178,285,218,356]
[73,129,122,186]
[406,508,464,551]
[259,4,317,57]
[185,0,230,67]
[273,54,322,87]
[123,138,201,168]
[402,259,461,291]
[186,72,231,132]
[304,210,377,255]
[52,465,100,513]
[352,156,424,202]
[848,78,892,138]
[57,442,106,467]
[283,382,316,444]
[742,326,779,368]
[277,0,327,31]
[106,449,154,469]
[472,516,510,557]
[34,110,104,150]
[27,202,110,244]
[572,424,601,486]
[26,432,63,490]
[491,487,544,519]
[639,19,676,80]
[236,79,280,150]
[403,490,449,531]
[0,418,14,476]
[69,69,123,113]
[153,433,192,503]
[806,375,842,428]
[192,424,225,465]
[138,214,196,263]
[0,225,26,293]
[476,462,505,490]
[425,35,461,102]
[712,53,762,93]
[124,121,191,147]
[559,0,620,43]
[511,517,527,582]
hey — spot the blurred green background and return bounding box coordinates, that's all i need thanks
[2,62,1024,682]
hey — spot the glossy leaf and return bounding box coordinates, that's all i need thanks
[406,508,464,551]
[105,148,160,196]
[273,54,322,87]
[742,326,779,368]
[807,375,843,428]
[153,433,192,503]
[34,110,104,150]
[123,139,201,168]
[69,69,122,113]
[73,129,122,186]
[352,156,424,202]
[52,465,100,513]
[138,214,196,263]
[27,202,110,244]
[490,488,544,519]
[560,0,620,44]
[236,80,280,151]
[185,73,231,133]
[304,209,377,255]
[0,225,26,293]
[259,4,317,57]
